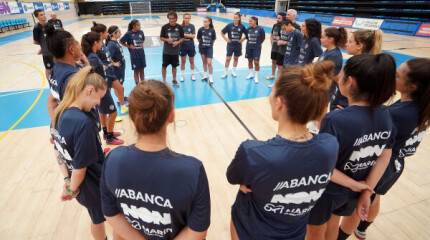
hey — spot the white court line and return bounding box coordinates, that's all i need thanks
[0,87,48,98]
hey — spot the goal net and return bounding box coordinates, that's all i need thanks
[130,1,152,20]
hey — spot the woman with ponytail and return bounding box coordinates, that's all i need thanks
[346,29,383,56]
[197,17,216,84]
[337,58,430,240]
[296,18,323,66]
[100,80,211,240]
[51,66,107,240]
[91,22,129,117]
[106,25,128,103]
[227,61,339,240]
[307,53,397,240]
[82,31,124,145]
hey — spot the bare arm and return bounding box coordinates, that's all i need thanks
[34,40,40,45]
[173,227,207,240]
[160,37,173,44]
[221,32,231,43]
[184,33,195,39]
[330,169,374,193]
[47,92,58,122]
[365,149,392,189]
[106,214,147,240]
[69,167,87,192]
[270,33,273,45]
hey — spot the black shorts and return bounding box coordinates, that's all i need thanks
[162,54,179,68]
[180,48,196,58]
[97,90,116,114]
[87,207,106,224]
[271,51,278,60]
[276,53,285,66]
[227,43,242,57]
[43,55,54,69]
[375,158,404,195]
[308,183,359,226]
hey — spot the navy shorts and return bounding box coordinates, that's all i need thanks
[271,51,278,60]
[199,47,214,58]
[180,48,196,58]
[87,207,106,224]
[97,90,116,114]
[375,158,404,195]
[131,56,146,70]
[114,67,125,85]
[276,53,285,66]
[226,43,242,57]
[43,55,54,69]
[162,54,179,68]
[308,183,359,226]
[245,48,262,61]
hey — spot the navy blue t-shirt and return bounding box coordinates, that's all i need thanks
[318,47,343,76]
[271,23,282,53]
[330,84,349,111]
[107,40,126,70]
[52,107,104,208]
[284,29,303,66]
[180,24,196,50]
[97,43,116,78]
[197,27,216,49]
[245,26,265,50]
[48,62,101,131]
[320,105,395,191]
[120,30,146,59]
[296,37,323,65]
[88,52,108,83]
[227,134,339,240]
[221,23,246,46]
[100,145,211,239]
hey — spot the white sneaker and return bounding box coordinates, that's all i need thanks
[209,78,214,84]
[221,73,228,79]
[268,84,274,88]
[246,73,254,79]
[354,229,367,240]
[231,72,237,77]
[191,74,196,81]
[180,76,184,82]
[254,77,259,83]
[266,75,275,80]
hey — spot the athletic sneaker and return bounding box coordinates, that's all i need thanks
[266,75,275,80]
[124,96,129,101]
[209,78,214,84]
[172,80,180,87]
[268,84,274,88]
[117,102,129,107]
[106,137,124,145]
[354,229,367,240]
[115,117,122,122]
[103,131,121,140]
[254,77,259,83]
[120,106,129,114]
[246,73,254,79]
[221,73,228,79]
[191,74,196,81]
[201,76,208,81]
[180,75,184,82]
[231,72,237,77]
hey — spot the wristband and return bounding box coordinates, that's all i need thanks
[64,177,71,182]
[67,187,78,197]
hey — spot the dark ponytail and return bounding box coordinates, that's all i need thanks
[128,19,139,31]
[205,17,214,29]
[91,21,107,34]
[251,16,258,26]
[44,23,74,59]
[405,58,430,132]
[81,31,101,56]
[343,53,396,112]
[106,25,119,45]
[324,27,348,49]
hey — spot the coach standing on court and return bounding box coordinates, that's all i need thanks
[160,11,185,87]
[48,12,64,30]
[33,10,54,79]
[286,9,301,30]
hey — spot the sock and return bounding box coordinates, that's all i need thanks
[204,71,208,77]
[181,70,184,76]
[107,132,113,141]
[249,68,253,75]
[224,68,228,74]
[357,220,373,232]
[337,227,351,240]
[255,71,259,78]
[232,67,236,73]
[209,74,213,80]
[191,69,194,75]
[102,127,108,136]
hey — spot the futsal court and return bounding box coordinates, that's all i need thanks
[0,11,430,239]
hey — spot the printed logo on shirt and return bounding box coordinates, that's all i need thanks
[395,159,402,172]
[116,188,173,237]
[109,105,114,110]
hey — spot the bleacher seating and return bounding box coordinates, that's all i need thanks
[0,18,30,33]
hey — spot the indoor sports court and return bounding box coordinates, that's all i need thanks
[0,0,430,239]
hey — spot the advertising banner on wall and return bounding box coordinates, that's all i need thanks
[226,7,240,14]
[8,2,24,14]
[58,2,64,10]
[51,2,59,11]
[43,3,52,11]
[22,2,35,13]
[33,2,44,10]
[64,3,70,10]
[416,23,430,37]
[352,17,384,30]
[332,16,355,27]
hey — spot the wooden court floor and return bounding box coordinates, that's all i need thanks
[0,12,430,240]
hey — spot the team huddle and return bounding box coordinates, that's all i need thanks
[31,8,430,240]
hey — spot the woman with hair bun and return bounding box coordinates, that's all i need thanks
[100,80,211,240]
[227,61,339,240]
[307,53,397,240]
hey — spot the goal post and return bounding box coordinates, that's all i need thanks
[130,1,152,20]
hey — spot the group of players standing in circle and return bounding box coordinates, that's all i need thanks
[31,7,430,240]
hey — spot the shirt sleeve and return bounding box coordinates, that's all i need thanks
[119,32,129,45]
[320,116,339,141]
[221,24,229,34]
[179,26,185,38]
[187,166,211,232]
[385,117,397,149]
[100,156,121,217]
[197,28,202,41]
[33,26,39,42]
[191,25,196,34]
[106,42,116,57]
[72,120,99,169]
[141,30,145,41]
[226,142,251,185]
[260,27,266,41]
[245,28,249,39]
[325,54,343,76]
[212,29,216,41]
[312,38,323,57]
